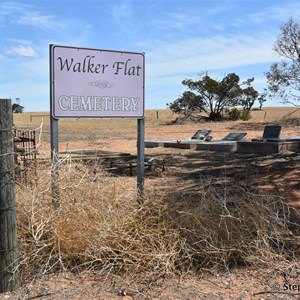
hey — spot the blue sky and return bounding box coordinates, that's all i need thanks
[1,0,300,112]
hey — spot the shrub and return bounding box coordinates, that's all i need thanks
[240,109,252,121]
[226,108,252,121]
[227,108,241,121]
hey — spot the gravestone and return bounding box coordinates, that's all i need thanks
[252,125,282,141]
[191,130,211,140]
[262,125,281,139]
[222,132,247,141]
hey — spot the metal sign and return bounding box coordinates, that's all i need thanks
[50,45,145,118]
[49,44,145,202]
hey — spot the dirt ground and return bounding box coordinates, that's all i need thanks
[2,267,300,300]
[2,120,300,300]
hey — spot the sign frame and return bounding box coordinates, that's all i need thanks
[50,44,145,119]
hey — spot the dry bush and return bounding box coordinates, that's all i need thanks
[164,183,299,272]
[278,116,300,126]
[16,159,300,282]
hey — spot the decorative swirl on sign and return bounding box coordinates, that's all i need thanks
[88,81,115,89]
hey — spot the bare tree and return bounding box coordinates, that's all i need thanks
[266,18,300,105]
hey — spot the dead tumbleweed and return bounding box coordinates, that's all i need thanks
[16,158,300,283]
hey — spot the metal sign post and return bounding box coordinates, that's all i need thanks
[137,117,145,199]
[49,47,60,208]
[50,116,60,209]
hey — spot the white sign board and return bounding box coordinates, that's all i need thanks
[50,45,145,118]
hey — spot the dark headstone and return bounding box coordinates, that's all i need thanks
[222,132,247,141]
[191,130,211,140]
[262,125,281,139]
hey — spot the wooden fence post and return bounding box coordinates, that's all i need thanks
[0,99,19,292]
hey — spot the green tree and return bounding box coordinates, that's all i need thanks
[238,78,259,110]
[168,72,259,121]
[266,18,300,104]
[257,88,268,110]
[12,103,24,113]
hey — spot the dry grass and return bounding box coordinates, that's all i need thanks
[12,107,300,128]
[249,107,300,122]
[16,158,300,283]
[12,109,177,130]
[11,107,300,143]
[12,110,177,143]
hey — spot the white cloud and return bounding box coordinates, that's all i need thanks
[151,11,195,31]
[110,0,135,35]
[111,0,132,20]
[0,1,66,30]
[0,1,23,16]
[246,2,300,25]
[16,13,62,29]
[145,34,279,79]
[6,45,37,57]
